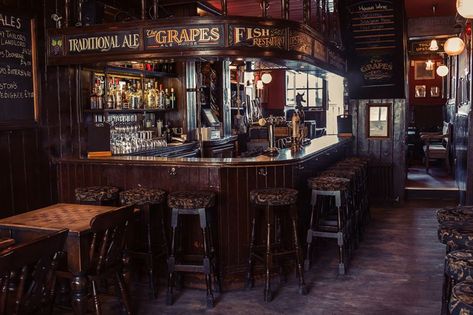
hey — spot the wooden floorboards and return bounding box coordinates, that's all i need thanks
[54,199,452,314]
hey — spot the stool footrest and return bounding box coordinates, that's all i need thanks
[174,264,206,273]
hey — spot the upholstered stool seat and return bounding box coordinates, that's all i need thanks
[437,206,473,224]
[449,280,473,315]
[120,187,166,206]
[249,188,298,206]
[247,187,306,302]
[307,176,350,191]
[438,222,473,251]
[446,250,473,283]
[74,186,119,204]
[119,187,168,299]
[321,169,357,181]
[166,191,219,308]
[168,191,215,209]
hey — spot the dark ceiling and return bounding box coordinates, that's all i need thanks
[206,0,456,19]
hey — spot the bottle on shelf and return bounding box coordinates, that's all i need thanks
[114,80,122,110]
[90,82,97,109]
[165,88,171,109]
[147,81,156,109]
[170,88,176,109]
[106,80,114,109]
[122,83,129,109]
[158,84,165,109]
[96,78,103,110]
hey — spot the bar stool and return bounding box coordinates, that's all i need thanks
[74,185,119,205]
[305,176,351,275]
[119,187,167,299]
[166,191,219,308]
[449,280,473,315]
[442,250,473,315]
[438,222,473,253]
[247,188,307,302]
[437,206,473,224]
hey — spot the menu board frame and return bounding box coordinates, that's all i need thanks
[0,9,38,125]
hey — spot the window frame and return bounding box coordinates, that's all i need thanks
[285,71,327,110]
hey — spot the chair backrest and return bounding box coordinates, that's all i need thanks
[88,205,134,276]
[0,229,68,315]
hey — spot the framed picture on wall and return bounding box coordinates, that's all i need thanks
[415,85,426,98]
[366,103,391,139]
[414,60,435,80]
[430,86,440,97]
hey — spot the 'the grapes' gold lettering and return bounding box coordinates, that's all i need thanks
[146,27,220,45]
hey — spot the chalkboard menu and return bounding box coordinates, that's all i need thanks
[0,11,37,123]
[342,0,405,99]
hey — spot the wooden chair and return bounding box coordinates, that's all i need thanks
[421,122,452,173]
[87,205,135,315]
[0,229,68,315]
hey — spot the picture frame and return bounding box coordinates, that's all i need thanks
[415,85,426,98]
[366,103,391,139]
[414,60,435,80]
[430,86,440,97]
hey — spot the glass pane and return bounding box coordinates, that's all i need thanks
[286,89,295,105]
[295,73,307,88]
[368,105,389,137]
[286,71,295,88]
[308,90,316,107]
[308,74,316,87]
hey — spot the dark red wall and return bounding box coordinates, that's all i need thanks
[409,56,446,106]
[263,70,286,110]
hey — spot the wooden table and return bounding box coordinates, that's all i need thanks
[0,203,117,314]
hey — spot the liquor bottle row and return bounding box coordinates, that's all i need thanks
[90,77,176,110]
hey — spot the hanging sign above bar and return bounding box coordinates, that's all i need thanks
[66,32,140,55]
[288,30,313,56]
[47,18,346,75]
[228,24,285,49]
[145,25,224,49]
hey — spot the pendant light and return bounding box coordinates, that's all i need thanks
[261,73,272,84]
[444,37,466,56]
[457,0,473,19]
[429,39,439,51]
[436,65,449,77]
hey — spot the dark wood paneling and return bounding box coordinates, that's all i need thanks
[351,99,406,203]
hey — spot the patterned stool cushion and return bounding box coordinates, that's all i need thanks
[249,188,298,206]
[438,222,473,251]
[307,176,350,191]
[449,280,473,315]
[343,156,370,166]
[119,187,166,206]
[168,191,216,209]
[437,206,473,224]
[446,250,473,283]
[322,169,357,181]
[74,186,119,202]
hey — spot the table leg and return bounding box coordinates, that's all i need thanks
[71,274,88,315]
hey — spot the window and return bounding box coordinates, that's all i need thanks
[286,71,326,109]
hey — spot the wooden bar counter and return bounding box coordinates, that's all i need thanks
[56,135,351,289]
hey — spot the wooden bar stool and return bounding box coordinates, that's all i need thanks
[166,191,219,308]
[305,176,351,275]
[74,185,120,206]
[120,187,167,299]
[247,188,307,302]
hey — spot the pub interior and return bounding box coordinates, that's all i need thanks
[1,0,473,314]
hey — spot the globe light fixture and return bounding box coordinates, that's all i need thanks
[261,73,272,84]
[436,65,449,77]
[457,0,473,19]
[429,39,439,51]
[444,37,466,56]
